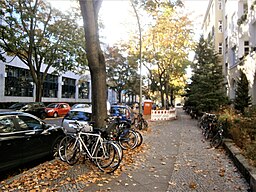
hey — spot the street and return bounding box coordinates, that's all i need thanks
[44,117,63,127]
[1,109,250,191]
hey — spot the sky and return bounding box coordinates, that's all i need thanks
[47,0,209,45]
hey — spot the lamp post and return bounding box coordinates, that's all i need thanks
[131,1,142,114]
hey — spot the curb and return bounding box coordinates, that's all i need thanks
[223,139,256,192]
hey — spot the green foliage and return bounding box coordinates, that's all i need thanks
[105,44,140,102]
[234,70,251,114]
[134,1,193,106]
[217,106,256,166]
[186,36,228,113]
[0,0,86,101]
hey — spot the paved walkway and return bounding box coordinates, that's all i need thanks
[63,109,249,191]
[1,109,250,191]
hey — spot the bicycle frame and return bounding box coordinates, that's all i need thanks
[73,131,105,160]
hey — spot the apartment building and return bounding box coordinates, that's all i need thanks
[202,0,256,104]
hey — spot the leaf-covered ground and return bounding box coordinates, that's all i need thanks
[0,130,149,192]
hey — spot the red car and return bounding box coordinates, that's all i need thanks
[45,103,71,118]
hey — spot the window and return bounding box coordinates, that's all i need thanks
[79,82,90,99]
[225,63,228,75]
[5,66,33,97]
[225,37,228,53]
[244,41,249,55]
[231,46,237,66]
[0,116,15,133]
[218,43,223,54]
[224,15,227,30]
[218,20,223,33]
[17,115,42,130]
[243,3,248,14]
[65,111,91,121]
[62,77,75,98]
[43,74,58,98]
[218,0,222,10]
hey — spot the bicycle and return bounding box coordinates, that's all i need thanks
[133,113,148,130]
[106,116,138,150]
[63,121,122,173]
[210,122,224,148]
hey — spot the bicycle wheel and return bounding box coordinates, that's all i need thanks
[65,137,80,165]
[133,118,140,129]
[142,119,148,130]
[210,133,223,148]
[58,135,73,162]
[95,141,122,173]
[118,129,138,150]
[134,130,143,147]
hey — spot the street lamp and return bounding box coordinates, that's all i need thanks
[131,1,142,114]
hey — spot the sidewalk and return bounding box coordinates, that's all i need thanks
[1,109,251,191]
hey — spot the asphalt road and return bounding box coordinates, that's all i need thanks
[44,117,63,126]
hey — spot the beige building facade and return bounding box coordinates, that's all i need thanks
[202,0,256,104]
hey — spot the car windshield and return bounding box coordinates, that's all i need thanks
[71,104,90,109]
[110,107,126,115]
[64,111,91,121]
[9,103,27,109]
[47,104,58,108]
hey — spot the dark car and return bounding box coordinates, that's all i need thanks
[110,105,133,123]
[9,102,47,119]
[0,111,65,173]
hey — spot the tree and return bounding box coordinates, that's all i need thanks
[140,2,193,107]
[105,45,139,103]
[79,0,107,128]
[186,36,228,113]
[234,70,251,114]
[0,0,86,102]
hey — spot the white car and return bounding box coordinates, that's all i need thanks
[61,107,92,133]
[71,103,91,110]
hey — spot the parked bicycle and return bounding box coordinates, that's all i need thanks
[60,121,122,173]
[105,116,139,150]
[132,113,148,130]
[198,113,225,148]
[210,122,224,148]
[199,113,218,140]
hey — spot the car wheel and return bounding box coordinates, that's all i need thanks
[40,112,46,120]
[51,137,63,158]
[53,112,58,118]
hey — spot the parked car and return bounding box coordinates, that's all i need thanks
[61,107,92,133]
[175,103,183,108]
[110,105,133,123]
[71,103,91,110]
[45,103,71,118]
[8,102,47,119]
[0,111,65,173]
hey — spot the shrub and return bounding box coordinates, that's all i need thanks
[217,105,256,167]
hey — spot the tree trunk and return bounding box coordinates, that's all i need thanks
[35,79,43,102]
[79,0,107,128]
[160,84,165,108]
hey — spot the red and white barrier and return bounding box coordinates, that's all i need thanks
[151,109,177,121]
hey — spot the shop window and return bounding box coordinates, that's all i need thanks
[62,77,75,98]
[43,74,58,98]
[4,66,33,97]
